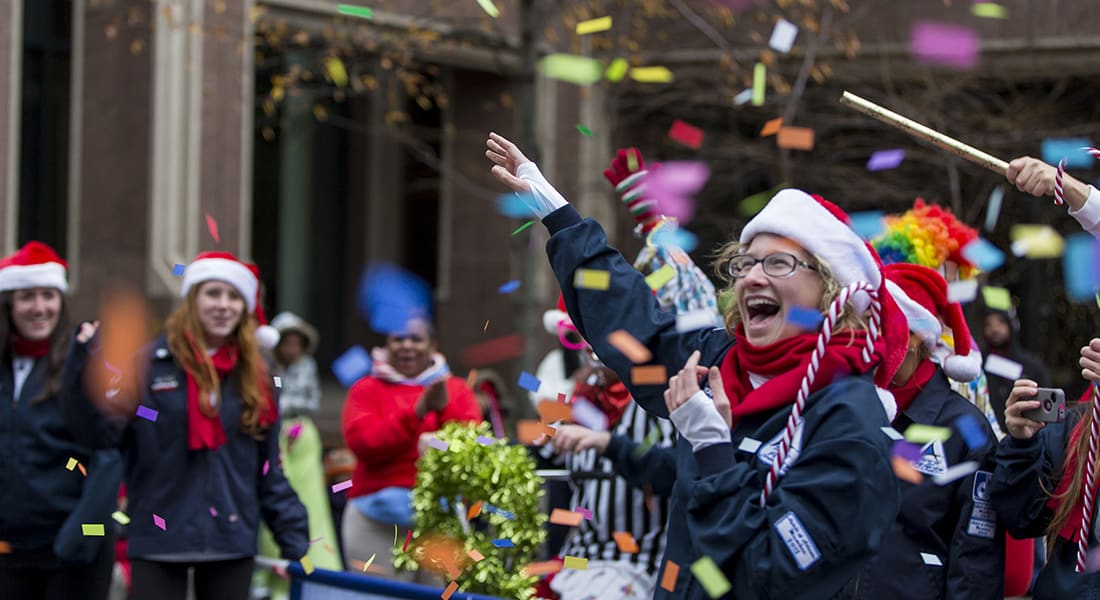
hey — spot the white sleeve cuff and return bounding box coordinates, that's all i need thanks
[516,162,569,219]
[669,390,731,452]
[1069,185,1100,241]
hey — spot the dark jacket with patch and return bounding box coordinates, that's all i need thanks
[839,369,1004,599]
[544,205,900,599]
[60,334,309,561]
[991,405,1100,598]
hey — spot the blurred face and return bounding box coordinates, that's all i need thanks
[195,281,245,347]
[275,331,306,366]
[10,287,62,341]
[386,319,437,378]
[983,313,1012,347]
[733,234,824,346]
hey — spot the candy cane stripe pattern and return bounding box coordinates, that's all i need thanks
[1054,158,1066,206]
[760,282,879,505]
[1081,146,1100,160]
[1075,382,1100,573]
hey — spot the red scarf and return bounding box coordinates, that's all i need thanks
[719,326,879,427]
[888,359,937,416]
[573,378,633,427]
[186,342,277,450]
[12,336,50,358]
[1047,388,1097,542]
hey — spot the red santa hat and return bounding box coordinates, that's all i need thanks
[740,189,910,387]
[883,263,982,382]
[0,241,69,292]
[180,252,280,349]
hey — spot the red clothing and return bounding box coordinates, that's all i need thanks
[342,375,482,498]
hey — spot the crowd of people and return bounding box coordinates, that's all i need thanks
[0,140,1096,600]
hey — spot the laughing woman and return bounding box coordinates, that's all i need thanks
[486,133,905,598]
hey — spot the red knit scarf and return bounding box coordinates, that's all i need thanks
[719,326,877,427]
[186,341,277,450]
[889,359,937,416]
[1047,388,1096,542]
[12,336,50,358]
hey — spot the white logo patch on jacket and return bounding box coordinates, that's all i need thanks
[757,422,803,476]
[913,440,948,476]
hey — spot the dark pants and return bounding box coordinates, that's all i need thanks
[0,539,115,600]
[131,557,254,600]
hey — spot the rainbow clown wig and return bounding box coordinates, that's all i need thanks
[872,199,979,280]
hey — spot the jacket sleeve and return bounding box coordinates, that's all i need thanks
[59,334,131,450]
[341,378,424,467]
[543,206,732,419]
[257,416,310,560]
[684,386,900,598]
[602,434,679,497]
[946,439,1005,599]
[1069,185,1100,241]
[990,420,1070,538]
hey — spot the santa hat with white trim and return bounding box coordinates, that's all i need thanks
[180,251,280,349]
[0,241,69,293]
[883,263,983,382]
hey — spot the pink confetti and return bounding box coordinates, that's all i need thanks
[205,213,220,244]
[287,422,303,439]
[909,21,979,69]
[645,161,710,224]
[331,480,353,493]
[209,507,218,517]
[263,460,270,476]
[574,506,593,520]
[153,514,166,530]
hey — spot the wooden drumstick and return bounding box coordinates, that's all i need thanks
[840,91,1008,174]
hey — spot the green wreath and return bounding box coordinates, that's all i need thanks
[395,421,547,599]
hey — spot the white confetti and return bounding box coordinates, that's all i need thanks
[932,460,980,486]
[946,280,979,304]
[984,354,1024,380]
[768,18,799,53]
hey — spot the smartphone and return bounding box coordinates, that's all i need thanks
[1021,388,1066,423]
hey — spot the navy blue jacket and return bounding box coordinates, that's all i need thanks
[991,405,1100,598]
[840,369,1004,599]
[61,334,309,561]
[544,206,900,599]
[0,351,121,561]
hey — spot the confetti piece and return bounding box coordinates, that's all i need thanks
[669,120,704,149]
[136,405,158,422]
[646,161,709,223]
[498,280,521,294]
[511,220,535,235]
[848,211,886,240]
[402,530,413,552]
[483,504,515,520]
[300,555,314,575]
[631,365,667,386]
[66,457,78,471]
[691,556,732,597]
[1064,233,1100,302]
[760,117,783,137]
[661,561,680,592]
[0,541,10,553]
[112,511,130,525]
[1010,225,1064,258]
[904,424,951,444]
[518,371,542,393]
[467,500,483,521]
[395,525,398,547]
[984,354,1024,380]
[78,463,87,476]
[576,124,593,137]
[768,18,798,53]
[892,455,924,484]
[516,419,556,444]
[650,227,699,252]
[946,280,979,304]
[153,514,166,531]
[209,506,218,517]
[476,0,499,18]
[785,306,823,331]
[882,426,904,441]
[605,58,629,82]
[462,333,524,367]
[332,345,372,387]
[273,376,282,389]
[482,320,489,332]
[752,63,766,106]
[984,186,1005,232]
[733,88,753,106]
[549,509,584,527]
[537,400,573,423]
[204,213,220,244]
[980,286,1012,311]
[645,265,677,290]
[626,149,639,172]
[777,127,815,151]
[358,262,432,334]
[574,506,593,520]
[866,149,906,171]
[323,57,348,87]
[632,427,665,459]
[428,437,450,451]
[172,263,185,276]
[909,21,979,69]
[892,440,922,464]
[491,538,514,548]
[932,460,980,485]
[540,54,603,85]
[1041,138,1095,168]
[920,552,943,566]
[960,238,1005,272]
[574,269,611,290]
[563,555,588,569]
[630,66,674,83]
[522,560,563,576]
[82,524,105,536]
[263,460,270,476]
[336,4,373,19]
[467,549,485,562]
[676,309,718,333]
[362,552,377,572]
[331,480,353,493]
[608,330,652,364]
[971,2,1007,18]
[476,435,495,445]
[496,193,536,218]
[441,581,459,600]
[613,531,640,553]
[575,16,612,35]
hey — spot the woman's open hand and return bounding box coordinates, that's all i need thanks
[486,132,532,193]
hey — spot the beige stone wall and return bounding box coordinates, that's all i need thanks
[0,0,17,253]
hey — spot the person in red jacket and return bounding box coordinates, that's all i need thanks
[340,317,481,580]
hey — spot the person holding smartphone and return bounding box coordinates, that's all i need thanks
[990,338,1100,596]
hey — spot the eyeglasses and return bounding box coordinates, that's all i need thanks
[726,252,818,279]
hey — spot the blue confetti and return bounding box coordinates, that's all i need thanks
[650,227,699,252]
[866,149,906,172]
[960,238,1005,272]
[1063,233,1100,302]
[786,306,823,330]
[498,280,521,294]
[1041,138,1095,169]
[892,440,921,463]
[358,262,432,334]
[483,504,515,520]
[954,414,987,451]
[517,371,541,393]
[332,345,372,387]
[172,263,186,277]
[495,193,537,218]
[848,211,886,240]
[491,538,515,548]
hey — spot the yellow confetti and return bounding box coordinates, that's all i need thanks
[111,511,131,525]
[574,269,611,290]
[81,523,105,536]
[903,424,952,444]
[323,57,348,88]
[575,16,612,35]
[301,555,314,575]
[66,457,78,471]
[563,555,588,570]
[605,58,629,82]
[1010,224,1064,258]
[981,286,1012,311]
[362,552,376,572]
[690,556,731,597]
[630,66,673,83]
[752,63,766,106]
[476,0,500,19]
[645,265,676,290]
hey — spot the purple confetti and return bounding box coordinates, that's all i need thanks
[892,440,922,464]
[909,21,979,70]
[136,405,158,422]
[645,161,710,224]
[428,437,451,451]
[477,435,495,445]
[263,460,270,476]
[209,507,218,517]
[574,506,593,520]
[866,149,906,172]
[331,480,353,493]
[153,514,166,531]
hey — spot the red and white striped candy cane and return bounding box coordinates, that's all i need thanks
[1054,158,1066,206]
[1082,147,1100,160]
[1075,382,1100,573]
[760,281,881,505]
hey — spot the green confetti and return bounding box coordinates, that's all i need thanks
[81,523,105,536]
[971,2,1007,18]
[336,4,373,19]
[540,54,603,86]
[645,264,676,290]
[690,556,732,597]
[903,424,952,444]
[752,63,766,107]
[631,427,663,459]
[476,0,500,18]
[981,286,1012,311]
[576,124,594,137]
[512,220,535,235]
[605,58,629,82]
[111,511,131,525]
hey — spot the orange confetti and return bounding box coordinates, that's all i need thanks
[613,531,640,553]
[516,419,556,444]
[0,541,11,554]
[631,365,668,385]
[78,463,87,477]
[760,117,783,137]
[537,400,573,423]
[891,455,924,485]
[607,330,652,364]
[89,286,149,417]
[522,560,564,577]
[441,581,459,600]
[776,126,815,151]
[660,560,680,592]
[467,500,483,521]
[549,508,584,527]
[467,549,485,562]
